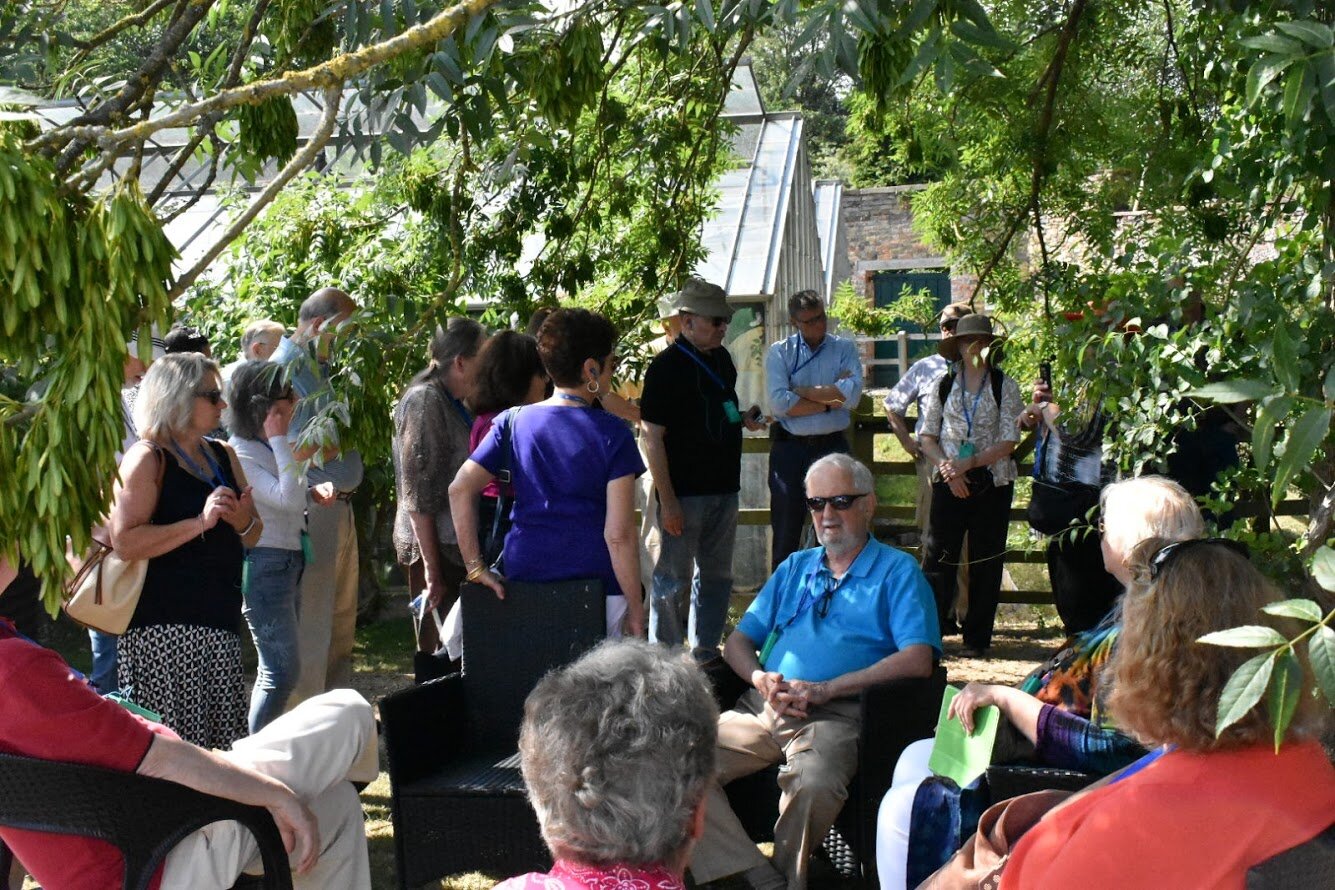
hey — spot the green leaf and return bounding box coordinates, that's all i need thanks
[949,18,1014,51]
[1247,54,1300,105]
[1323,365,1335,402]
[1272,323,1300,392]
[1187,378,1276,403]
[1308,625,1335,708]
[1282,62,1314,123]
[1197,625,1289,648]
[1253,395,1292,472]
[1274,20,1333,49]
[1215,650,1276,736]
[1240,33,1302,54]
[1261,598,1324,622]
[1266,649,1302,751]
[1313,546,1335,593]
[695,0,716,33]
[1272,406,1332,507]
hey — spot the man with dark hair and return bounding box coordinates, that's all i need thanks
[764,289,863,568]
[640,278,762,656]
[271,287,364,703]
[163,324,212,356]
[689,454,939,889]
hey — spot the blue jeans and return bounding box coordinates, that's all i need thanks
[649,493,738,651]
[243,547,305,733]
[89,629,119,694]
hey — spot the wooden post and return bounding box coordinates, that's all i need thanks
[897,330,910,380]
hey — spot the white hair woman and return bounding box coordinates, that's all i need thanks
[496,640,718,889]
[876,476,1205,889]
[110,352,262,749]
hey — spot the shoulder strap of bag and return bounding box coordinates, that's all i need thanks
[489,407,520,545]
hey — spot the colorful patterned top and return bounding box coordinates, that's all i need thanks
[494,860,685,890]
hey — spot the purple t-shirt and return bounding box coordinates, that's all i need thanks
[471,405,644,597]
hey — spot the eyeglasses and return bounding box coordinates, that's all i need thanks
[795,311,827,327]
[195,389,224,406]
[1148,538,1250,579]
[805,493,869,511]
[685,312,728,328]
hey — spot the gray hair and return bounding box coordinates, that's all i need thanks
[298,286,353,322]
[134,352,220,442]
[518,640,718,867]
[787,289,822,318]
[240,319,285,355]
[1100,475,1205,560]
[805,452,874,494]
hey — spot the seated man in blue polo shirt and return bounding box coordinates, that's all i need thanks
[689,453,940,890]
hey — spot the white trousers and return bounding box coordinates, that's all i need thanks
[292,498,359,705]
[159,689,379,890]
[875,737,935,890]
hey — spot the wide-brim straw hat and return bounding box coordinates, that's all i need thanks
[938,313,1006,362]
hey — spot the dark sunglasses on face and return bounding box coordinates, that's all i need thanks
[805,493,868,511]
[1148,538,1250,579]
[941,320,958,332]
[195,389,224,406]
[686,312,728,328]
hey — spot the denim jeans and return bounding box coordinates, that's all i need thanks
[243,547,305,733]
[649,492,738,651]
[89,629,119,694]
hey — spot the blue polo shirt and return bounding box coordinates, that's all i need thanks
[737,536,940,682]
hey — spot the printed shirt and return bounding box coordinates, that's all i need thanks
[919,368,1024,486]
[883,354,949,437]
[494,860,685,890]
[765,332,863,436]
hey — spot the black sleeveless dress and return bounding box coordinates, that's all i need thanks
[117,439,248,749]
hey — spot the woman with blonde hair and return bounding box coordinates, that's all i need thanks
[111,352,262,748]
[1002,537,1333,888]
[878,475,1206,889]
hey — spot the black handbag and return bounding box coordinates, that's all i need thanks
[1027,477,1100,535]
[481,407,519,569]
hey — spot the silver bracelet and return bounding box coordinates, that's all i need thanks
[239,515,258,536]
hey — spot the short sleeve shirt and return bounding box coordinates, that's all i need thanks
[736,538,941,682]
[392,379,473,564]
[920,368,1025,486]
[884,354,948,437]
[0,622,175,890]
[471,405,644,597]
[640,339,743,496]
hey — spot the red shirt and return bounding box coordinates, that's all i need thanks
[1002,740,1335,889]
[0,621,177,890]
[494,859,685,890]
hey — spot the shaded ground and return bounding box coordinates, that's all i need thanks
[21,596,1064,890]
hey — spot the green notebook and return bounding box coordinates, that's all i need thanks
[927,684,1001,787]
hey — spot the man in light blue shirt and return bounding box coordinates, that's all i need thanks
[689,454,939,890]
[765,290,864,568]
[272,287,365,703]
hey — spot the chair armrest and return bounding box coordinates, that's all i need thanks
[857,666,947,797]
[985,763,1099,801]
[380,674,467,786]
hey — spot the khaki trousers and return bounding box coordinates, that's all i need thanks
[915,455,969,623]
[160,689,379,889]
[292,498,359,706]
[690,690,861,889]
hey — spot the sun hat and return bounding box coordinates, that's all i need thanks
[938,313,1006,362]
[674,277,734,319]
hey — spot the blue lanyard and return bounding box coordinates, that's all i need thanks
[674,340,729,392]
[448,394,472,427]
[959,377,986,441]
[789,335,826,378]
[172,440,229,490]
[1110,745,1174,784]
[779,565,847,631]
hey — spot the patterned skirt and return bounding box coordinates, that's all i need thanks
[118,623,248,750]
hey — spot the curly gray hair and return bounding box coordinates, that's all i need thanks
[518,640,718,868]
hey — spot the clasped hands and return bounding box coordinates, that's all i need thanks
[938,455,976,499]
[753,669,831,720]
[200,484,257,534]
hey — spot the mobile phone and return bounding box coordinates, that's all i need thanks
[1039,361,1052,387]
[744,405,764,424]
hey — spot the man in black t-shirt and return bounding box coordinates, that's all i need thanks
[640,278,762,654]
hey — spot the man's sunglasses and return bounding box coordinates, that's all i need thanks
[195,389,224,406]
[685,312,728,328]
[1149,538,1249,579]
[805,493,868,511]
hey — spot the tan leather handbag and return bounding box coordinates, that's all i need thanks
[63,539,149,634]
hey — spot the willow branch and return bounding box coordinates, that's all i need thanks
[69,0,177,62]
[167,85,342,299]
[31,0,506,157]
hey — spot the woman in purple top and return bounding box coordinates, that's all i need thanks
[450,309,646,637]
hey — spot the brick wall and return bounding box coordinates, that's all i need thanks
[842,185,979,303]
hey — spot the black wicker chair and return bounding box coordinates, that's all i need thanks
[381,578,606,889]
[1246,823,1335,889]
[0,750,292,890]
[703,659,947,887]
[984,762,1099,801]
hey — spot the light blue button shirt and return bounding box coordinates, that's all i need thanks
[765,332,864,436]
